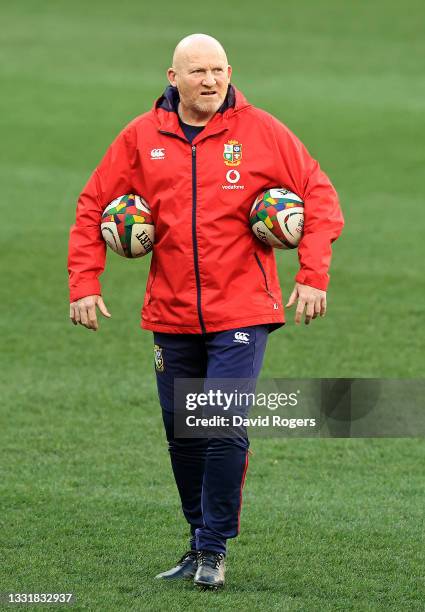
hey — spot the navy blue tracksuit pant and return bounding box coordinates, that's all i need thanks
[153,325,269,555]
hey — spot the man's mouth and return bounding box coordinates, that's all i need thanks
[200,91,217,96]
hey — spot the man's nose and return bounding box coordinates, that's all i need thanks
[202,72,216,87]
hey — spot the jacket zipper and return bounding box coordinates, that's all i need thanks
[192,145,206,334]
[158,129,211,333]
[254,252,279,309]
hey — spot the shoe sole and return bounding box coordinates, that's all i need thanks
[194,580,224,590]
[155,573,196,581]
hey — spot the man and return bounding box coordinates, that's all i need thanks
[68,34,344,589]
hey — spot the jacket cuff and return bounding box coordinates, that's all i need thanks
[295,270,329,291]
[69,279,102,303]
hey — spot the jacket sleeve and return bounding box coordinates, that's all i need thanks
[68,124,138,302]
[269,115,344,291]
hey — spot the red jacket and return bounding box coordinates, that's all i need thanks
[68,86,344,334]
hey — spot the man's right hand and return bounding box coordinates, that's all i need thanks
[70,295,111,331]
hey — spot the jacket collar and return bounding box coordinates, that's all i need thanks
[155,84,237,115]
[154,85,249,139]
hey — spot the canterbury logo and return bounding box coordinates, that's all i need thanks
[234,331,250,344]
[150,148,165,159]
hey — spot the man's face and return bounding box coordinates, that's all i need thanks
[167,47,232,120]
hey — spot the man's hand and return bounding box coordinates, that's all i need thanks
[285,283,327,325]
[69,295,111,331]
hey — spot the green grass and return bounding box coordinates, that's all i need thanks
[1,0,424,609]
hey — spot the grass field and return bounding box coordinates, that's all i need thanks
[1,0,424,610]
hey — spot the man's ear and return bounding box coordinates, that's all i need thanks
[227,65,232,81]
[167,67,177,87]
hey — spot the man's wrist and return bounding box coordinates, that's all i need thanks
[69,280,101,303]
[295,271,329,291]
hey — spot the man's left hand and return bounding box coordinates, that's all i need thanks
[285,283,327,325]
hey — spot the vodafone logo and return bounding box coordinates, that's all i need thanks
[150,148,165,160]
[226,170,240,183]
[222,169,245,190]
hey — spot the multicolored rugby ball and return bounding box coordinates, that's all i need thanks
[250,187,304,249]
[101,194,154,258]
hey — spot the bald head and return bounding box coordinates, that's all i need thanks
[167,34,232,125]
[172,34,228,71]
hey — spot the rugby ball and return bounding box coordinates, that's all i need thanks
[101,194,154,258]
[250,187,304,249]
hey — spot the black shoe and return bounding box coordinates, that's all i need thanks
[194,551,226,589]
[155,550,198,580]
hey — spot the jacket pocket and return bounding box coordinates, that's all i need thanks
[254,252,278,307]
[146,258,157,305]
